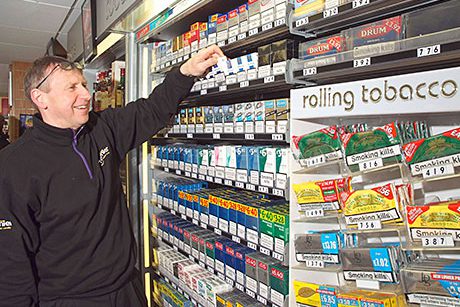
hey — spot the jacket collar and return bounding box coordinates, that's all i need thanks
[31,113,87,146]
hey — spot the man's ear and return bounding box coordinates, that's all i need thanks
[30,89,48,110]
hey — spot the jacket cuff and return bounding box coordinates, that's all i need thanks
[170,66,196,88]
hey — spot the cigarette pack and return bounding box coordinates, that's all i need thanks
[228,9,239,39]
[216,14,228,43]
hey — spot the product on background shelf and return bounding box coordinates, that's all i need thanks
[403,127,460,178]
[275,98,289,134]
[293,177,351,214]
[406,199,460,246]
[298,35,344,60]
[294,231,343,264]
[294,0,325,18]
[343,16,403,57]
[269,263,289,307]
[341,122,404,173]
[340,183,412,227]
[341,246,402,283]
[294,281,338,307]
[292,125,343,167]
[401,260,460,306]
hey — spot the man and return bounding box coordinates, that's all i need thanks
[0,115,9,150]
[0,45,224,307]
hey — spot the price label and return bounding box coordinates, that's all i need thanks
[352,0,370,8]
[422,164,454,179]
[262,22,273,31]
[226,75,237,85]
[248,242,257,250]
[215,177,223,184]
[200,222,207,229]
[274,18,286,27]
[185,171,191,177]
[214,228,222,235]
[240,81,249,88]
[224,179,233,186]
[171,209,177,215]
[258,186,269,193]
[354,57,371,67]
[191,173,198,179]
[257,296,267,305]
[217,41,225,47]
[295,16,309,27]
[199,174,205,180]
[181,214,187,220]
[235,181,245,188]
[304,208,324,218]
[260,246,271,256]
[272,189,284,197]
[219,85,227,92]
[164,167,170,172]
[238,33,247,40]
[186,133,193,139]
[245,133,255,140]
[206,176,213,182]
[306,260,325,269]
[264,75,275,83]
[358,219,382,230]
[422,236,455,247]
[228,36,237,44]
[306,155,325,167]
[273,252,284,262]
[175,169,181,175]
[200,89,207,95]
[193,219,199,225]
[172,59,177,65]
[236,283,245,292]
[213,133,221,139]
[418,45,441,57]
[249,28,259,36]
[323,7,339,18]
[272,134,283,141]
[358,158,383,171]
[232,236,241,243]
[303,67,317,76]
[246,183,256,191]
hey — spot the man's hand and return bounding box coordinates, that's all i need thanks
[180,45,225,77]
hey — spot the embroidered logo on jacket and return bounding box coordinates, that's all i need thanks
[0,220,13,231]
[99,146,110,166]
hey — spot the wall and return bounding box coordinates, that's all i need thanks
[9,61,34,141]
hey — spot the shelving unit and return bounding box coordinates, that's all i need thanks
[136,1,293,306]
[287,0,460,306]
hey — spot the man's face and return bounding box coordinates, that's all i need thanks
[40,66,91,130]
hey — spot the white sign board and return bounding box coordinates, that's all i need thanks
[291,67,460,119]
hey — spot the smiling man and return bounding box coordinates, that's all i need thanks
[0,45,223,307]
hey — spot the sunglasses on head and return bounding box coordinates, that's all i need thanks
[35,61,83,89]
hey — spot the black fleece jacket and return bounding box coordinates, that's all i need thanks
[0,68,194,306]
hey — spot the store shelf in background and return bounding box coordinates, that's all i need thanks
[155,132,288,143]
[153,199,286,264]
[156,233,278,307]
[184,74,292,105]
[287,27,460,85]
[289,0,442,37]
[155,165,288,199]
[151,20,292,75]
[138,0,248,43]
[158,266,209,307]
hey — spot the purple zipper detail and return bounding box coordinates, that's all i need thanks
[72,127,94,179]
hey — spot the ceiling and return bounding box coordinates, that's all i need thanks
[0,0,84,96]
